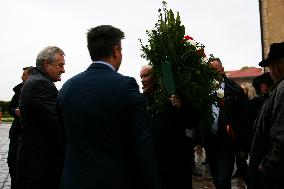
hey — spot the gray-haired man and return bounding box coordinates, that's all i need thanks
[17,46,65,189]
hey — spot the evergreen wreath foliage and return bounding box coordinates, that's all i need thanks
[139,1,221,125]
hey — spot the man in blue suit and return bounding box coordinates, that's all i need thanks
[57,25,160,189]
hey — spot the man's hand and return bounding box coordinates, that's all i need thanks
[194,145,203,156]
[169,95,182,108]
[15,107,21,117]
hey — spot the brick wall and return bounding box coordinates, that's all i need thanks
[260,0,284,58]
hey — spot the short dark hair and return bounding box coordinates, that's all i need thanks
[87,25,125,61]
[23,66,34,75]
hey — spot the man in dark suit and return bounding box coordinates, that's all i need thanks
[17,46,65,189]
[8,66,33,189]
[200,58,248,189]
[57,25,160,189]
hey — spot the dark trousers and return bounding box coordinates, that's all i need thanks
[8,138,17,189]
[9,165,16,189]
[259,171,283,189]
[157,137,193,189]
[235,154,248,183]
[202,131,235,189]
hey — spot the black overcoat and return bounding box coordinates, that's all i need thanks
[8,83,23,167]
[145,92,198,189]
[17,68,64,189]
[248,78,284,189]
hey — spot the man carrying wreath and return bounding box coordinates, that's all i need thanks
[200,58,249,189]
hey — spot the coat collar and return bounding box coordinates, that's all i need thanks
[34,67,54,83]
[270,76,284,91]
[13,82,24,93]
[87,63,116,72]
[223,76,241,95]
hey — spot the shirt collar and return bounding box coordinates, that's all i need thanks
[94,61,116,71]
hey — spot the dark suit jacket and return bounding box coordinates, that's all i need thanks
[218,76,249,151]
[198,76,249,188]
[17,68,64,189]
[57,63,160,189]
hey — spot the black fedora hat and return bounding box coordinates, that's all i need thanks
[259,42,284,67]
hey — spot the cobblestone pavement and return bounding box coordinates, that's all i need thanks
[193,149,247,189]
[0,123,11,189]
[0,122,246,189]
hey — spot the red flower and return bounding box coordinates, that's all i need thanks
[184,35,193,40]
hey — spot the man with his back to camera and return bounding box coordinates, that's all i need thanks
[57,25,160,189]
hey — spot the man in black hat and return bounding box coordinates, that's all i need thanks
[247,42,284,189]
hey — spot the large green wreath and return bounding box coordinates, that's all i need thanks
[139,1,221,125]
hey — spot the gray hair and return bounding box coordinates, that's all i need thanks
[36,46,65,70]
[141,64,152,71]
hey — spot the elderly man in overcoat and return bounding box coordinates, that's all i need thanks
[248,42,284,189]
[17,46,65,189]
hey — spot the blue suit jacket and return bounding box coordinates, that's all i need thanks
[57,63,160,189]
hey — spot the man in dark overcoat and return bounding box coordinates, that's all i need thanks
[140,64,200,189]
[248,42,284,189]
[57,25,160,189]
[8,66,33,189]
[17,46,65,189]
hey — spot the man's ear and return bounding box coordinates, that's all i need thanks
[270,63,278,72]
[112,45,121,59]
[43,60,49,70]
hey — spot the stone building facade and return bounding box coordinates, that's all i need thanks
[259,0,284,59]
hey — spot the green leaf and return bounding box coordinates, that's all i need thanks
[161,60,176,96]
[138,1,221,126]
